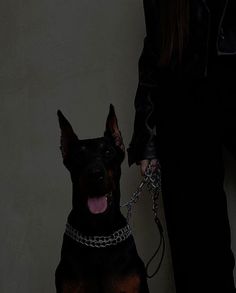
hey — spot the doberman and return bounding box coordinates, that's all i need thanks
[55,105,149,293]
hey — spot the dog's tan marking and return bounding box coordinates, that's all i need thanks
[62,281,85,293]
[112,274,141,293]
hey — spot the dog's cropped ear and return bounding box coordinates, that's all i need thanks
[104,104,125,152]
[57,110,79,160]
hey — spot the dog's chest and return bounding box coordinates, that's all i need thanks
[62,274,141,293]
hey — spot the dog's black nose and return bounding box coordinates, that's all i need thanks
[91,169,104,181]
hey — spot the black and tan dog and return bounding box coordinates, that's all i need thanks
[55,105,149,293]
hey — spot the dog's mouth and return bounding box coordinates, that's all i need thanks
[87,192,112,214]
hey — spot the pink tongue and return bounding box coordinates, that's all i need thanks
[87,196,108,214]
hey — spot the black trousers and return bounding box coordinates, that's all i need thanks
[154,72,236,293]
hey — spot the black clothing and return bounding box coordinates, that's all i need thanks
[128,0,236,165]
[128,0,236,292]
[153,78,236,293]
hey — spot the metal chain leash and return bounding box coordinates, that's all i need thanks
[121,161,165,278]
[120,161,162,224]
[120,175,146,223]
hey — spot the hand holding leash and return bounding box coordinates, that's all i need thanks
[140,159,158,176]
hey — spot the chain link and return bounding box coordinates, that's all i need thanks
[65,223,132,248]
[120,161,165,278]
[120,161,162,223]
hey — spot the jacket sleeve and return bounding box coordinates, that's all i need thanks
[127,0,162,166]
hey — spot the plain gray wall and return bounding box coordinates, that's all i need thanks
[0,1,235,292]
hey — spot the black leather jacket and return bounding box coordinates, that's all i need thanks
[128,0,236,166]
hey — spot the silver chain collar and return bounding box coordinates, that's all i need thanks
[65,222,132,248]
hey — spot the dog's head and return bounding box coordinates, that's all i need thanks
[57,105,125,216]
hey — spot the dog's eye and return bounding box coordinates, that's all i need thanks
[103,147,114,157]
[105,149,111,155]
[78,146,87,154]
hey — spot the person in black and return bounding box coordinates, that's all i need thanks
[128,0,236,292]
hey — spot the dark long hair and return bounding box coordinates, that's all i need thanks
[159,0,189,65]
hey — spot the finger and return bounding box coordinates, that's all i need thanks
[150,159,158,172]
[140,160,149,176]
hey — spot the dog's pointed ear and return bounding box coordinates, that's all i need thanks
[104,104,125,152]
[57,110,79,160]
